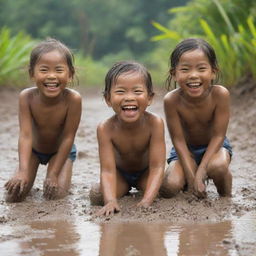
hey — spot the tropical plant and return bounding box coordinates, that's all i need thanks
[151,0,256,86]
[0,27,35,86]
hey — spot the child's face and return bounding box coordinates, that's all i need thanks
[31,50,72,98]
[173,49,216,98]
[106,72,153,123]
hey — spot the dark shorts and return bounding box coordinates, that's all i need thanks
[32,144,77,165]
[167,137,232,165]
[117,167,148,188]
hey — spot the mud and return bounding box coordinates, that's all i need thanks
[0,84,256,255]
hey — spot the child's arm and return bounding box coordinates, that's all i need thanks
[96,122,120,216]
[43,92,81,195]
[5,90,33,195]
[194,87,230,196]
[164,93,196,190]
[137,117,165,207]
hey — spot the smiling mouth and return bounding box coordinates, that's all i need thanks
[186,82,201,88]
[121,105,138,111]
[44,83,59,88]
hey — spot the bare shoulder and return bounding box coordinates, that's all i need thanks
[144,112,164,137]
[64,88,82,102]
[19,87,38,102]
[163,88,181,106]
[212,85,230,99]
[145,111,164,127]
[19,87,36,96]
[97,116,115,135]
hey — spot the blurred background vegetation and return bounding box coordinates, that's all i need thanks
[0,0,255,88]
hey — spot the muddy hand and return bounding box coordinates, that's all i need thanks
[5,177,28,197]
[137,200,151,208]
[194,179,207,198]
[43,177,58,200]
[96,200,120,217]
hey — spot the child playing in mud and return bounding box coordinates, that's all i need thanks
[4,38,82,202]
[90,61,166,216]
[160,38,232,199]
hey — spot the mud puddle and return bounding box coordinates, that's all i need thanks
[0,212,255,256]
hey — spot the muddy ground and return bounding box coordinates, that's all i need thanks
[0,83,255,245]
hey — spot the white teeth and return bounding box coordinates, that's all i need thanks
[122,106,137,110]
[187,83,201,88]
[45,83,58,87]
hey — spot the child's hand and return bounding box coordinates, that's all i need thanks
[4,172,29,197]
[43,175,58,200]
[96,200,120,217]
[137,200,151,208]
[194,173,207,198]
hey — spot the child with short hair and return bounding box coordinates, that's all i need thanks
[161,38,232,198]
[90,61,166,216]
[5,38,82,201]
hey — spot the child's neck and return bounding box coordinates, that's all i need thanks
[38,91,65,105]
[116,114,146,130]
[180,86,212,105]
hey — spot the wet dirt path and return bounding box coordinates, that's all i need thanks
[0,86,255,255]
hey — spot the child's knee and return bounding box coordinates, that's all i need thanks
[89,183,104,206]
[160,180,183,198]
[208,161,229,178]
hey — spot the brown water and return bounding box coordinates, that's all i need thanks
[0,212,255,256]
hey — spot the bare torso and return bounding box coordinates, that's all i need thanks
[28,88,70,153]
[174,87,216,145]
[107,112,154,172]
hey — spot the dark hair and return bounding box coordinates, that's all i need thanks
[29,38,75,79]
[166,38,219,90]
[104,61,154,99]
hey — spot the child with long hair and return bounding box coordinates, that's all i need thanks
[161,38,232,198]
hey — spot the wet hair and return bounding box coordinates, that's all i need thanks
[28,38,75,79]
[166,38,219,90]
[104,61,154,99]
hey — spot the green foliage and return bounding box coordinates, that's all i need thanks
[0,27,35,86]
[0,0,179,60]
[75,54,108,87]
[152,0,256,86]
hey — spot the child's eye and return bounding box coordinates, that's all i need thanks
[180,68,189,72]
[115,90,125,94]
[56,69,64,73]
[39,68,48,72]
[134,90,143,94]
[199,67,207,71]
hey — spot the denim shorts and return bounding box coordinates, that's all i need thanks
[167,137,232,165]
[32,144,77,165]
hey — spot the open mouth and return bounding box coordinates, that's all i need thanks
[44,83,60,88]
[121,105,138,111]
[121,105,139,118]
[186,82,201,89]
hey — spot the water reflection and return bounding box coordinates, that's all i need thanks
[98,221,234,256]
[168,221,232,256]
[99,222,168,256]
[0,214,255,256]
[0,220,80,256]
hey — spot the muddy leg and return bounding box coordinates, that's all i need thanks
[159,161,186,198]
[207,149,232,197]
